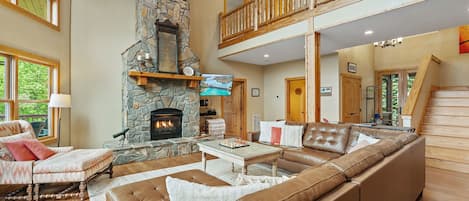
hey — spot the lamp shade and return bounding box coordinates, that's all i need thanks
[49,94,72,108]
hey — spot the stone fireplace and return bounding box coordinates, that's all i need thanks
[121,0,201,144]
[151,108,183,140]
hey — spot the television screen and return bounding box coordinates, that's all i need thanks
[200,74,233,96]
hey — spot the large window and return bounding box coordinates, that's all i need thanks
[0,46,59,142]
[0,0,60,30]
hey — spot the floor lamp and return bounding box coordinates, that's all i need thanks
[49,94,71,147]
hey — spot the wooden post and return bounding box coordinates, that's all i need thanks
[305,16,320,123]
[254,0,259,31]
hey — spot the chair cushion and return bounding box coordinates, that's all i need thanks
[0,121,22,136]
[239,165,346,201]
[303,123,351,154]
[283,148,341,167]
[106,169,229,201]
[33,149,112,173]
[326,146,384,179]
[4,140,38,161]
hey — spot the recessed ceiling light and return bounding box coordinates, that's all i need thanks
[364,30,374,35]
[264,54,270,58]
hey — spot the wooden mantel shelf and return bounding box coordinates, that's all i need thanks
[128,71,202,88]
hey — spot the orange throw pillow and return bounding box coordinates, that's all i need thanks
[23,140,56,160]
[271,127,282,145]
[4,141,37,161]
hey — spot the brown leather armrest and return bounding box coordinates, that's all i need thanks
[247,131,260,142]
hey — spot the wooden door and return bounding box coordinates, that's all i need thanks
[286,78,306,122]
[341,74,362,123]
[222,79,246,139]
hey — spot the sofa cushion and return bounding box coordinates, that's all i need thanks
[23,140,56,160]
[0,121,22,136]
[395,133,418,145]
[106,170,229,201]
[326,146,384,179]
[346,126,409,152]
[239,165,346,201]
[303,123,351,154]
[283,148,341,167]
[369,138,403,156]
[280,125,304,148]
[285,121,309,136]
[4,140,38,161]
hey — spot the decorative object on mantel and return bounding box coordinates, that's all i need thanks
[347,62,357,73]
[251,88,260,97]
[156,19,179,74]
[373,37,403,48]
[128,70,202,88]
[48,93,71,147]
[183,66,194,76]
[136,52,153,71]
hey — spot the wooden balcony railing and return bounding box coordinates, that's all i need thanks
[220,0,311,44]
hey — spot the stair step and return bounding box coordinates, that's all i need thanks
[426,146,469,165]
[425,135,469,151]
[438,86,469,91]
[426,158,469,174]
[430,98,469,107]
[421,125,469,139]
[433,90,469,98]
[424,115,469,127]
[426,107,469,117]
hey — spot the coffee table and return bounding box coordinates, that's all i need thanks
[197,139,282,176]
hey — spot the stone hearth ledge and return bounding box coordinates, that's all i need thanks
[104,135,222,165]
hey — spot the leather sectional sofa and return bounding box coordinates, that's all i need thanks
[106,123,425,201]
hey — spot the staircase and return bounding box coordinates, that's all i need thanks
[421,87,469,174]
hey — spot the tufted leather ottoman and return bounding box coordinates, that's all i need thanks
[105,169,229,201]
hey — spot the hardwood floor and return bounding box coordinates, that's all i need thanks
[1,153,468,201]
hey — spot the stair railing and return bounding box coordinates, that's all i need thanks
[401,54,441,132]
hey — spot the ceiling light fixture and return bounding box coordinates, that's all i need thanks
[374,37,403,48]
[364,30,374,35]
[264,54,270,58]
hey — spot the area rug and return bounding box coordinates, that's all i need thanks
[87,159,291,201]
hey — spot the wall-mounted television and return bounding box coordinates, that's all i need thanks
[200,74,233,96]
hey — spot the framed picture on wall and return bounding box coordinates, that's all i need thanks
[347,62,357,73]
[460,25,469,54]
[251,88,260,97]
[320,87,332,96]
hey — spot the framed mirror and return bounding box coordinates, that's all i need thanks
[155,19,179,74]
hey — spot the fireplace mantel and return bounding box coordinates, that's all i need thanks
[128,70,202,88]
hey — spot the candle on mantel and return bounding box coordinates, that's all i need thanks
[136,55,143,61]
[144,53,151,60]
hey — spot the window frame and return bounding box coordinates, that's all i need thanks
[0,44,60,144]
[0,0,60,31]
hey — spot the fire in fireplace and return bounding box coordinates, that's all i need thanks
[150,108,183,140]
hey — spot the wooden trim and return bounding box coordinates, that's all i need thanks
[314,32,321,122]
[0,0,60,31]
[0,44,60,66]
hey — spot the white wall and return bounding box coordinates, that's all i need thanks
[71,0,136,148]
[0,1,71,145]
[263,54,340,122]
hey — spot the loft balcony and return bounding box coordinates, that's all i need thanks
[218,0,359,48]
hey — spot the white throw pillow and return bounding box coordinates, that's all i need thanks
[347,133,380,153]
[259,121,285,143]
[280,125,303,148]
[166,176,270,201]
[234,174,293,186]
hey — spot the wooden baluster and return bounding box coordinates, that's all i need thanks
[254,0,258,30]
[219,13,223,42]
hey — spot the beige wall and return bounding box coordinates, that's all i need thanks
[338,44,375,122]
[190,0,265,131]
[263,54,340,122]
[375,27,469,86]
[70,0,136,148]
[0,2,71,145]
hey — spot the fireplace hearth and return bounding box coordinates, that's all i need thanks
[151,108,183,140]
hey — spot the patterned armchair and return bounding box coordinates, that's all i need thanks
[0,120,112,201]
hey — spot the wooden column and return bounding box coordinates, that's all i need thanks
[305,17,321,123]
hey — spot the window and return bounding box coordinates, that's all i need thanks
[1,0,60,30]
[0,45,59,142]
